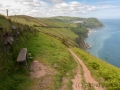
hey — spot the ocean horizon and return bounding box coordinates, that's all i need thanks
[85,19,120,68]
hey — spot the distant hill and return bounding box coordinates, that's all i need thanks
[49,16,104,28]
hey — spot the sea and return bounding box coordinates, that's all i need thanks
[85,19,120,68]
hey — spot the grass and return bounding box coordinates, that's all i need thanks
[10,15,79,47]
[0,15,11,31]
[24,32,77,90]
[73,47,120,90]
[0,29,36,90]
[37,27,78,40]
[10,15,77,27]
[21,33,76,90]
[0,14,38,90]
[1,14,78,90]
[1,14,120,90]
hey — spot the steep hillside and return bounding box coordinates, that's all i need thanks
[73,48,120,90]
[10,15,89,49]
[0,15,78,90]
[0,14,120,90]
[10,15,76,27]
[0,15,38,90]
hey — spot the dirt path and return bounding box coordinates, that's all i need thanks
[30,60,48,78]
[69,49,105,90]
[71,66,83,90]
[30,60,56,90]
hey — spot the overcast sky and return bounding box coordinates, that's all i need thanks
[0,0,120,19]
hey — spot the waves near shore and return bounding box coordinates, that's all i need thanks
[85,19,120,68]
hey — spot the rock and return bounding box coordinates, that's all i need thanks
[6,36,14,44]
[17,31,20,35]
[12,25,16,30]
[76,37,90,50]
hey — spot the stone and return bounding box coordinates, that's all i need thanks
[12,25,16,30]
[6,36,14,44]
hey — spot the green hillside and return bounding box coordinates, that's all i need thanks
[0,15,37,90]
[0,14,120,90]
[73,48,120,89]
[50,16,104,28]
[10,15,88,48]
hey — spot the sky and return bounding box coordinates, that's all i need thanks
[0,0,120,19]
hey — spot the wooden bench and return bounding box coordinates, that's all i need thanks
[17,48,28,68]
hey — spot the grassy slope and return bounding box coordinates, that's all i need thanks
[73,48,120,90]
[26,32,77,90]
[1,15,120,90]
[0,15,77,90]
[10,15,79,47]
[0,15,40,90]
[11,15,77,37]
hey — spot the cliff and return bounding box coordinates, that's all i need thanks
[49,16,104,50]
[76,37,89,50]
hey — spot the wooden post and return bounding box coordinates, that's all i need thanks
[6,9,8,16]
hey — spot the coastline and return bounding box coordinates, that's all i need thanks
[87,28,97,34]
[85,19,120,68]
[85,27,103,50]
[87,28,93,34]
[85,28,95,50]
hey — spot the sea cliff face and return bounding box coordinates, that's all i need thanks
[76,37,90,50]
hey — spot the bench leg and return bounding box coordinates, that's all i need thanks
[25,61,28,70]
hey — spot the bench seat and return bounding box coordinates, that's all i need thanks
[17,48,27,62]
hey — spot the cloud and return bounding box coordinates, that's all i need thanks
[16,0,41,7]
[0,3,10,15]
[0,0,97,17]
[51,1,97,15]
[16,0,33,3]
[0,3,3,7]
[46,0,66,3]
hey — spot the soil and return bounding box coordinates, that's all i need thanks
[69,49,105,90]
[30,60,56,90]
[29,49,105,90]
[72,66,83,90]
[30,60,49,78]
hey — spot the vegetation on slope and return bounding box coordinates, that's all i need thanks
[81,18,104,28]
[0,14,78,90]
[70,27,88,38]
[1,14,120,90]
[0,14,37,90]
[73,48,120,90]
[49,16,104,28]
[10,15,77,27]
[26,32,77,90]
[10,15,89,49]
